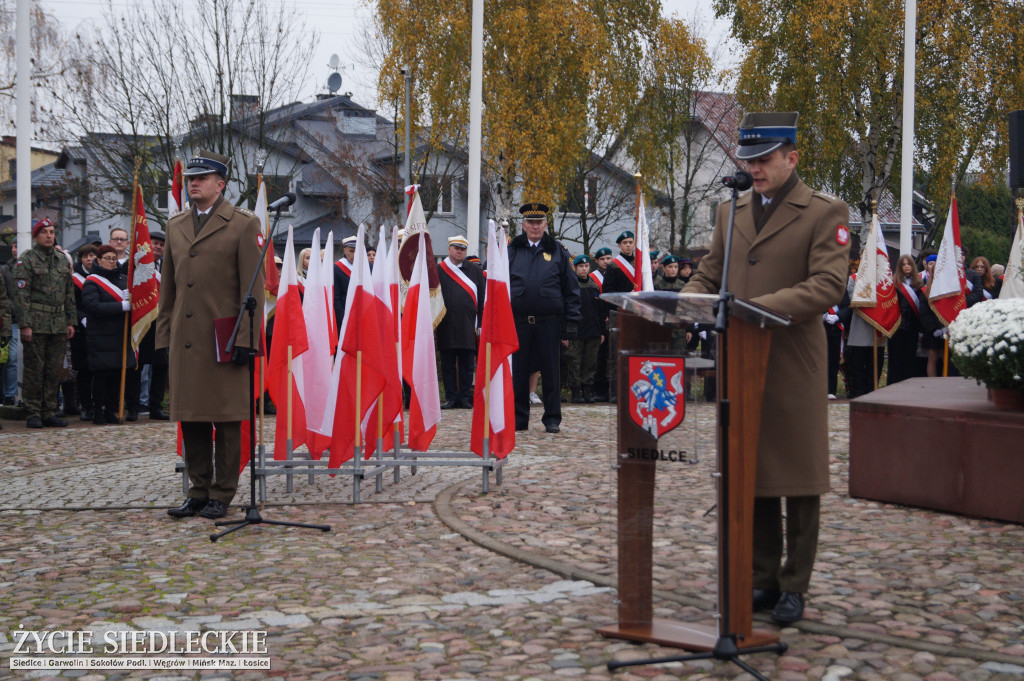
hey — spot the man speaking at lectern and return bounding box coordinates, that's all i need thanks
[684,112,849,625]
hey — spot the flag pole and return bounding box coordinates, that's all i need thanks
[871,199,879,392]
[634,173,642,292]
[256,168,267,449]
[287,346,293,458]
[355,350,363,501]
[118,157,142,423]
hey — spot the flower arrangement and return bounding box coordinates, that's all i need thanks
[948,298,1024,390]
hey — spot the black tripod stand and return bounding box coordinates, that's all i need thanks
[211,196,331,542]
[607,171,787,680]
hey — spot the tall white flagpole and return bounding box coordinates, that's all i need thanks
[899,0,916,256]
[465,0,485,256]
[17,0,32,255]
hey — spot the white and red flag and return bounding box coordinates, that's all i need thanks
[398,187,446,326]
[471,220,518,458]
[168,158,186,214]
[929,195,967,326]
[299,229,334,459]
[266,226,309,460]
[850,211,901,336]
[321,224,388,467]
[401,231,442,451]
[322,231,338,356]
[361,226,403,456]
[1000,210,1024,299]
[127,185,160,351]
[634,193,655,292]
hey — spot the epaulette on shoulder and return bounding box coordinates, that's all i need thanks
[813,191,840,203]
[235,206,256,217]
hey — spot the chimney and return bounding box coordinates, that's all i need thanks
[231,94,260,121]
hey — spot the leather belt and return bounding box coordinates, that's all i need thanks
[30,303,63,313]
[514,313,557,325]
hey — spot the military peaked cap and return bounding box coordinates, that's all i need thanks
[183,149,231,178]
[736,112,799,161]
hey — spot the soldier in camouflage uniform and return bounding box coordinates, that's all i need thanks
[0,270,10,429]
[564,255,606,403]
[13,219,77,428]
[654,255,689,355]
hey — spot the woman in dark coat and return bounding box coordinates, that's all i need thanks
[887,254,927,384]
[71,245,97,420]
[81,245,135,424]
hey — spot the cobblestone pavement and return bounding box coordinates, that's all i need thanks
[0,402,1022,680]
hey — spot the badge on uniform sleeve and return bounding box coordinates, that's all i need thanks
[836,225,850,245]
[257,234,265,248]
[16,280,26,289]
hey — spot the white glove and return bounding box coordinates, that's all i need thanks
[120,289,129,301]
[121,300,131,312]
[81,318,87,328]
[824,313,839,324]
[933,328,947,338]
[699,330,707,340]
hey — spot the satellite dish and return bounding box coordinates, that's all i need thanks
[327,72,343,94]
[328,54,340,69]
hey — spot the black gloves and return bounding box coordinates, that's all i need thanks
[231,347,249,366]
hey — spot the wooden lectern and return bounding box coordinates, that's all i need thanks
[597,291,789,653]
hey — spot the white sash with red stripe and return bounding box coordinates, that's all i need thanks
[85,273,127,302]
[335,259,352,277]
[589,271,603,291]
[439,257,477,306]
[613,255,636,287]
[897,282,920,318]
[72,272,86,290]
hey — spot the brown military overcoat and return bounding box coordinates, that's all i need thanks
[155,198,264,422]
[685,176,849,497]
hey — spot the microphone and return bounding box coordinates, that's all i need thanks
[721,171,753,191]
[268,192,297,211]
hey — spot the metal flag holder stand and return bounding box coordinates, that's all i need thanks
[210,194,331,542]
[603,171,788,681]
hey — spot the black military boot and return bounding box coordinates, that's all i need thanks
[583,386,595,403]
[571,387,584,403]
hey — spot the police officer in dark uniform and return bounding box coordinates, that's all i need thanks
[508,203,581,433]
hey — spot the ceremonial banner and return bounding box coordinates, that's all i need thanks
[255,178,280,319]
[299,229,334,459]
[168,159,186,215]
[402,231,442,451]
[635,193,655,292]
[1000,210,1024,299]
[398,188,446,326]
[471,220,518,458]
[127,186,160,352]
[266,226,309,460]
[929,195,967,326]
[850,211,901,337]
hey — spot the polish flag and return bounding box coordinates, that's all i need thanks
[1000,210,1024,299]
[634,193,655,292]
[322,231,338,356]
[266,226,309,460]
[299,229,333,459]
[398,188,446,325]
[850,211,901,336]
[321,225,387,467]
[928,195,967,326]
[471,220,518,458]
[254,178,280,320]
[401,231,442,451]
[361,226,402,456]
[168,159,186,214]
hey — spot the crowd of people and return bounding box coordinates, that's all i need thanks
[0,219,168,429]
[828,248,1007,400]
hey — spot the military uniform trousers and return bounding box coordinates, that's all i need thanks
[753,495,821,594]
[440,348,476,405]
[512,315,562,430]
[22,332,66,419]
[565,337,600,389]
[180,421,243,505]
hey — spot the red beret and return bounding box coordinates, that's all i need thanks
[32,218,54,238]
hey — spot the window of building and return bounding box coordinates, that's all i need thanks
[420,175,454,215]
[7,160,15,180]
[559,177,598,215]
[156,172,169,210]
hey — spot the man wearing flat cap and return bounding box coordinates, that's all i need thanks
[507,203,581,433]
[436,234,485,409]
[684,112,850,625]
[157,149,264,520]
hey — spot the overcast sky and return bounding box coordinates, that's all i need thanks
[44,0,737,112]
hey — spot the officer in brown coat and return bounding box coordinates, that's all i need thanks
[684,112,850,625]
[156,149,264,520]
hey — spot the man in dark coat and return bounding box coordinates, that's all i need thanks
[333,235,356,334]
[436,235,485,409]
[684,112,850,625]
[157,149,264,520]
[507,202,581,433]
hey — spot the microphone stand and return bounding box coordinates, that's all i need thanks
[211,199,331,542]
[608,171,786,680]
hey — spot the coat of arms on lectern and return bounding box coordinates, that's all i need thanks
[628,356,685,439]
